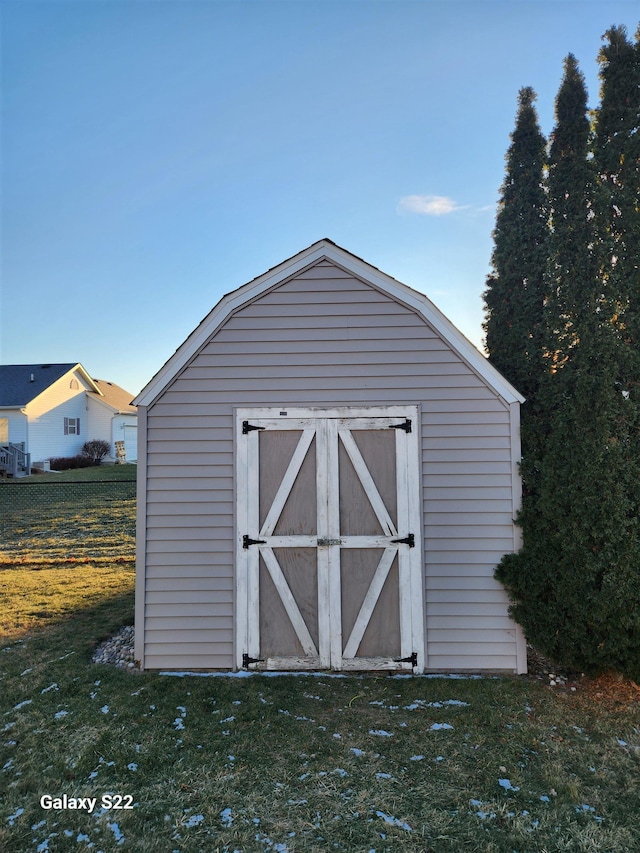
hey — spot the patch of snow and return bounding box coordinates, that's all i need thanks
[410,755,424,762]
[7,807,24,826]
[375,810,412,831]
[430,723,453,731]
[107,821,125,845]
[498,778,520,791]
[575,804,604,822]
[127,763,138,771]
[54,710,69,719]
[100,705,109,714]
[350,748,364,757]
[369,730,393,737]
[404,698,469,710]
[13,699,32,710]
[185,813,205,827]
[41,684,59,694]
[159,670,346,678]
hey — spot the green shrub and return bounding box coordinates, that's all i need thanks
[49,455,94,471]
[81,439,111,464]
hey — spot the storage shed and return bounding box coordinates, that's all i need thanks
[133,239,526,674]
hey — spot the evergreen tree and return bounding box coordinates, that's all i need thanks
[483,87,548,400]
[593,25,640,388]
[496,54,640,681]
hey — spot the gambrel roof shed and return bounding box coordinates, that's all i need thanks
[134,239,526,674]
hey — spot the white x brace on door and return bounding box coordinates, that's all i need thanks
[236,407,424,672]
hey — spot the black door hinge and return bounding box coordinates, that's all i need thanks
[394,652,417,666]
[243,534,266,549]
[391,533,415,548]
[389,419,412,433]
[242,421,266,434]
[242,653,264,668]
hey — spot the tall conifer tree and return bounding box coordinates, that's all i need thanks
[593,25,640,387]
[496,54,640,680]
[483,87,548,401]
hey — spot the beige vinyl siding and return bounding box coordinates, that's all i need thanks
[141,259,520,671]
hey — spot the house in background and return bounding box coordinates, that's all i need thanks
[88,378,138,463]
[133,239,526,674]
[0,363,137,476]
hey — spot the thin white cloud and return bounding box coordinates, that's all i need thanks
[397,194,464,216]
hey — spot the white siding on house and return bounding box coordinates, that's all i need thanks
[87,398,114,452]
[26,369,94,462]
[87,403,138,462]
[0,411,28,446]
[119,417,138,461]
[139,260,523,672]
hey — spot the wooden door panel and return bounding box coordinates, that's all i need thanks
[357,557,401,658]
[259,548,319,658]
[348,429,398,528]
[340,548,400,659]
[338,443,384,535]
[259,431,317,536]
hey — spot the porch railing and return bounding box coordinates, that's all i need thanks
[0,443,31,477]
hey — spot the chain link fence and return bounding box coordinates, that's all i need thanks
[0,480,136,563]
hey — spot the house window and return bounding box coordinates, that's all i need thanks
[64,417,80,435]
[70,379,79,390]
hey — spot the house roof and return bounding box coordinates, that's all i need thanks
[0,363,99,408]
[91,379,137,414]
[133,239,525,408]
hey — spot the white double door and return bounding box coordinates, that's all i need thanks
[236,407,424,672]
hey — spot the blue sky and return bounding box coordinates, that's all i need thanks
[2,0,638,397]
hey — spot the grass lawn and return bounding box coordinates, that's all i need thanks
[14,465,138,484]
[2,566,640,852]
[0,466,136,566]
